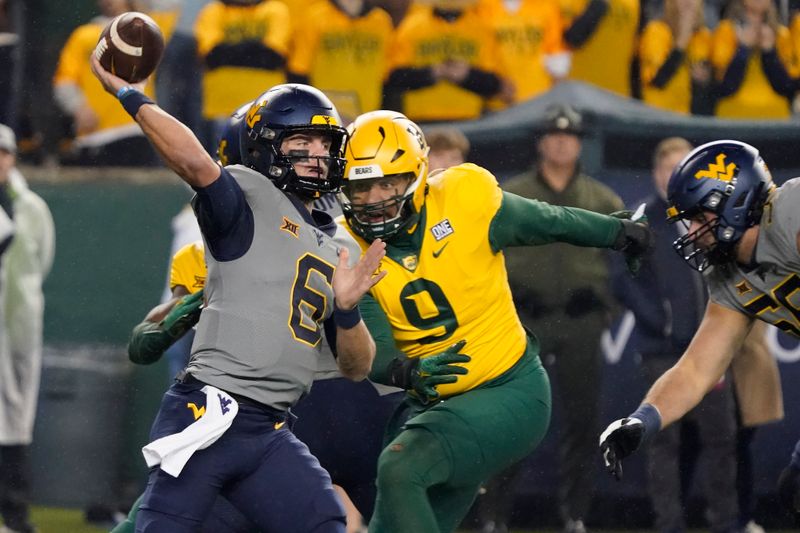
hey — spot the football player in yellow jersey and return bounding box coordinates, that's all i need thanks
[337,111,653,533]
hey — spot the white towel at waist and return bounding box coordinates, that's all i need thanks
[142,385,239,477]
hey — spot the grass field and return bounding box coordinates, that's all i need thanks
[22,507,800,533]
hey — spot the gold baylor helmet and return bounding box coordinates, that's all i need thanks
[339,110,429,241]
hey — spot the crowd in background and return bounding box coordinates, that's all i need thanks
[2,0,800,166]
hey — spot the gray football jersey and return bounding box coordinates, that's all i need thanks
[708,178,800,337]
[188,166,360,410]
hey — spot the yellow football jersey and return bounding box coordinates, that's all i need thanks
[560,0,639,96]
[477,0,566,106]
[711,20,792,119]
[194,1,290,119]
[344,164,528,398]
[388,6,505,121]
[170,241,207,294]
[288,3,394,119]
[639,21,711,114]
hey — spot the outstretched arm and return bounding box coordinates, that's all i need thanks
[128,287,204,365]
[600,301,752,479]
[90,55,219,188]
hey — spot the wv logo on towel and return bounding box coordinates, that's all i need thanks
[218,394,233,415]
[187,402,206,420]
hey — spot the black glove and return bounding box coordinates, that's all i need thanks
[599,417,645,481]
[389,340,471,404]
[610,208,654,276]
[778,463,800,518]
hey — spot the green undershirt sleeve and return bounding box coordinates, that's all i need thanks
[489,190,623,253]
[361,292,405,386]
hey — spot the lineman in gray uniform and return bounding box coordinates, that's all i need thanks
[598,140,800,518]
[92,51,387,533]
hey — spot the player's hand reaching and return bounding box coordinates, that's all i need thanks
[160,290,205,340]
[333,239,387,311]
[611,204,654,276]
[390,340,471,404]
[599,417,645,481]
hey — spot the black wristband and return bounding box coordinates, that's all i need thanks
[117,86,154,118]
[333,304,361,330]
[388,355,417,389]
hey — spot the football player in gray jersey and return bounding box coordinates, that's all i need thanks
[92,54,387,532]
[598,140,800,518]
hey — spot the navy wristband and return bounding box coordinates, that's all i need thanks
[117,86,154,118]
[334,304,361,330]
[630,403,662,442]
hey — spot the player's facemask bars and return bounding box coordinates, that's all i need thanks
[672,217,720,272]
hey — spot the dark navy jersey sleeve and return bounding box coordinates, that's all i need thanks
[191,166,255,262]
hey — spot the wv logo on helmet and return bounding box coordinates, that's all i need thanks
[694,153,737,182]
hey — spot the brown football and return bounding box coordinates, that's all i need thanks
[94,12,165,83]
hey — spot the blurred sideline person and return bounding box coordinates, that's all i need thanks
[611,137,739,533]
[498,104,624,533]
[0,123,53,533]
[598,140,800,525]
[53,0,160,165]
[425,126,470,171]
[93,41,388,528]
[730,320,782,533]
[336,110,652,533]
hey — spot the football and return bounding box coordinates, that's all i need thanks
[94,12,165,83]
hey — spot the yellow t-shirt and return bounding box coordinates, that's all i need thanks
[560,0,640,96]
[388,6,504,122]
[53,21,147,135]
[194,0,290,119]
[170,241,207,294]
[639,21,711,114]
[343,164,528,398]
[711,19,792,119]
[477,0,566,106]
[288,3,394,120]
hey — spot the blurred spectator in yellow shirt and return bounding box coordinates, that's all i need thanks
[384,0,514,122]
[53,0,160,165]
[287,0,394,123]
[711,0,795,118]
[477,0,571,109]
[639,0,713,114]
[560,0,640,97]
[194,0,290,143]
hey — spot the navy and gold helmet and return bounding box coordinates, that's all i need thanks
[217,101,251,166]
[240,84,348,199]
[666,140,774,271]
